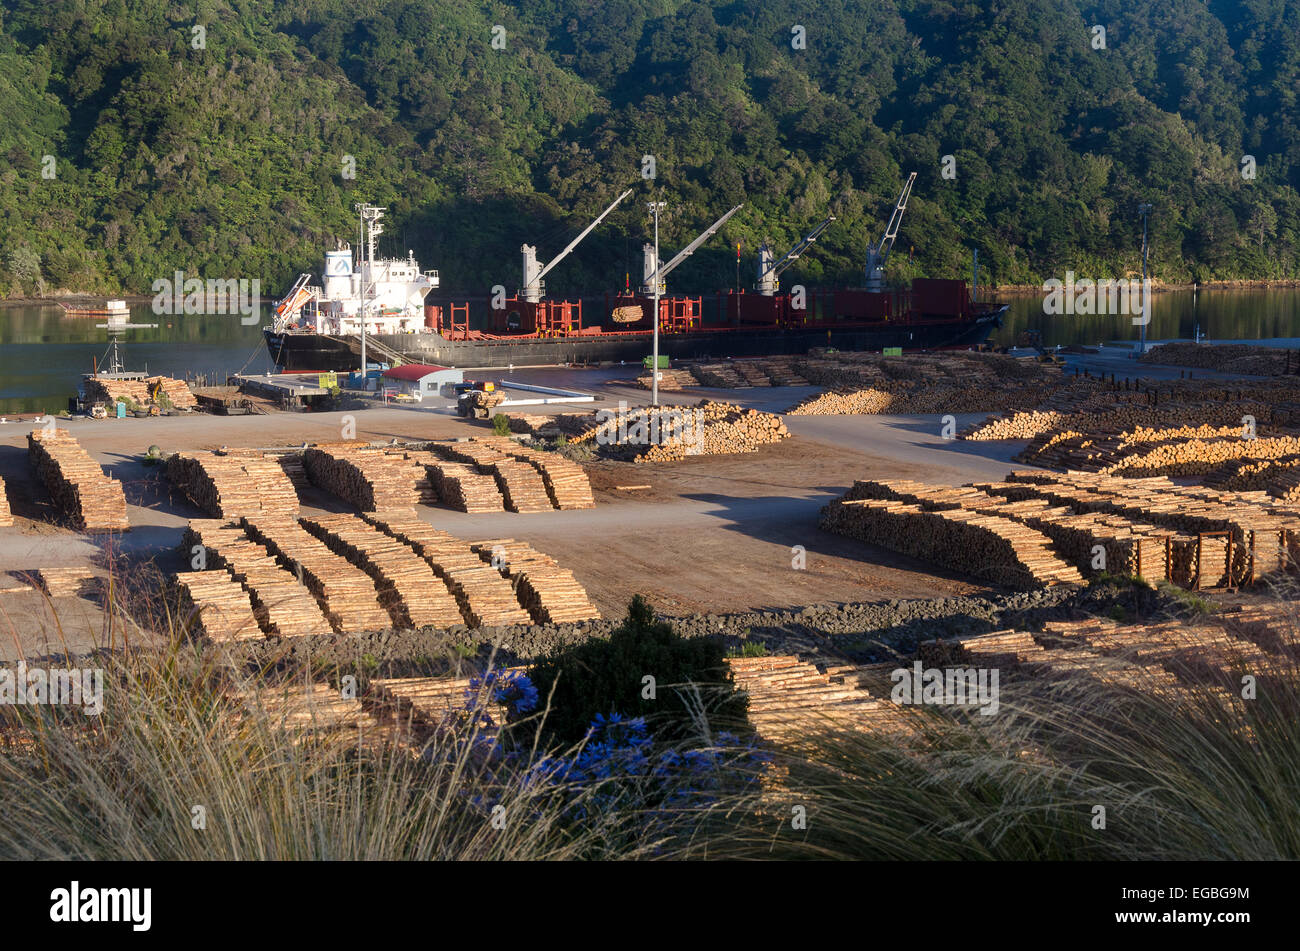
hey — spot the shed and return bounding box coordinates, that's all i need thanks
[380,363,464,399]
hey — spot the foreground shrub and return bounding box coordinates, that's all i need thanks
[523,595,749,745]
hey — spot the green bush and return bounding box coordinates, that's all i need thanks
[491,413,511,436]
[524,595,749,745]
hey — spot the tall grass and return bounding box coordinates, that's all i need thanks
[718,609,1300,860]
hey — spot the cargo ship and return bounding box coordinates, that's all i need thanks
[264,179,1006,371]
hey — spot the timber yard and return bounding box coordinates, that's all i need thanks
[3,340,1298,678]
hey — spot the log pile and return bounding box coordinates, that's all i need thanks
[1023,431,1300,477]
[82,374,197,409]
[423,461,506,513]
[689,363,749,388]
[635,404,790,462]
[1205,456,1300,503]
[427,442,554,512]
[182,521,330,638]
[787,387,897,415]
[755,359,810,386]
[1139,342,1296,376]
[300,514,465,630]
[302,446,425,511]
[994,471,1300,586]
[27,429,129,532]
[470,538,601,623]
[166,451,300,519]
[174,572,263,642]
[36,566,98,598]
[364,513,532,627]
[821,496,1085,589]
[477,438,595,509]
[242,517,389,634]
[0,477,11,528]
[727,655,891,740]
[636,368,698,391]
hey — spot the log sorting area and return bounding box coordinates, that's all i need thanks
[27,428,129,532]
[822,470,1300,591]
[174,511,600,643]
[505,400,790,462]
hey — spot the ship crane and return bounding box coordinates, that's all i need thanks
[521,189,633,303]
[756,213,836,296]
[863,172,916,292]
[642,204,744,296]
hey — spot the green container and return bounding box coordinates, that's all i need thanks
[642,355,670,369]
[882,346,903,357]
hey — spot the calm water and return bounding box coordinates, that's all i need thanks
[2,289,1299,414]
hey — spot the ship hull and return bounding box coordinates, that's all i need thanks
[265,309,1005,371]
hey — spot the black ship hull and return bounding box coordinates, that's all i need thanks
[265,309,1005,372]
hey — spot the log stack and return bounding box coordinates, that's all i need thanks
[636,368,698,391]
[820,495,1085,590]
[27,429,129,532]
[302,446,425,511]
[182,520,330,638]
[36,566,98,598]
[242,517,390,634]
[166,451,300,519]
[470,538,601,623]
[300,514,466,630]
[0,477,12,528]
[174,572,263,642]
[83,374,197,409]
[477,438,596,509]
[364,513,533,627]
[423,461,506,513]
[428,442,554,512]
[635,404,790,462]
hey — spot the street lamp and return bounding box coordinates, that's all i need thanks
[648,199,666,406]
[1138,203,1152,354]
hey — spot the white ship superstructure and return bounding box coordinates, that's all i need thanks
[272,206,438,335]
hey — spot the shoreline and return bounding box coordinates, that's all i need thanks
[5,278,1300,309]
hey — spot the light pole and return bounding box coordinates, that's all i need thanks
[649,198,665,406]
[1139,203,1152,354]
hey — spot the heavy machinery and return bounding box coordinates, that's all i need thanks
[863,173,916,292]
[456,381,506,418]
[723,214,836,325]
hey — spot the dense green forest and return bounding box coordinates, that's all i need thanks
[1,0,1298,300]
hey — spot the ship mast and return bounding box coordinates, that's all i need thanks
[354,202,386,377]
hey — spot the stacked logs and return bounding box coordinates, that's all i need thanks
[0,476,11,528]
[470,538,601,623]
[477,438,595,509]
[36,567,97,598]
[1139,342,1295,376]
[637,368,698,391]
[302,446,425,511]
[1023,431,1300,476]
[428,442,554,512]
[689,363,749,388]
[300,514,465,630]
[1205,456,1300,502]
[83,375,197,409]
[182,521,330,638]
[787,388,896,415]
[364,513,532,627]
[820,496,1085,590]
[635,405,790,462]
[28,429,129,532]
[423,461,506,513]
[242,517,389,634]
[174,572,263,642]
[166,451,300,519]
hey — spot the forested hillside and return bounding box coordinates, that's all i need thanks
[1,0,1298,300]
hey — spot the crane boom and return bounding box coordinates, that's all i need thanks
[521,188,633,301]
[864,172,915,292]
[537,188,633,283]
[756,214,836,294]
[644,204,744,294]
